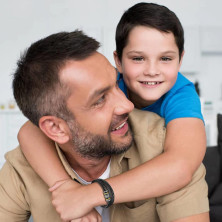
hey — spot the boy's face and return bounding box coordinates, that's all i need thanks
[115,26,184,108]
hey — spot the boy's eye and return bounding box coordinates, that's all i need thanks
[94,95,106,107]
[132,57,144,61]
[161,57,172,61]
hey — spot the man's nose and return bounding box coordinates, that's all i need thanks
[113,88,134,116]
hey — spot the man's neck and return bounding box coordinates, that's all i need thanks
[61,146,111,182]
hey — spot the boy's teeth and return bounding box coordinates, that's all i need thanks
[143,81,158,85]
[115,122,125,130]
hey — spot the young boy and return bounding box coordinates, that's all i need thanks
[18,2,207,221]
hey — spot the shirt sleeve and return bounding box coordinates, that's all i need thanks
[162,84,204,126]
[0,161,30,221]
[156,163,209,222]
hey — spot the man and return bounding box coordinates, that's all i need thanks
[0,30,209,222]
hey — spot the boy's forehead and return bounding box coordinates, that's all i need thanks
[125,26,179,52]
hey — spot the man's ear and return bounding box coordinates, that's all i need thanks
[113,51,123,73]
[39,116,70,144]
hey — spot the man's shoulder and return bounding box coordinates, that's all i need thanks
[129,108,165,136]
[2,146,37,182]
[128,109,166,162]
[1,146,49,196]
[4,146,29,168]
[0,148,57,221]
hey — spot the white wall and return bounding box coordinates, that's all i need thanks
[0,0,222,155]
[1,0,222,103]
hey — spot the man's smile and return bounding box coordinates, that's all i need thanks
[111,117,129,135]
[111,120,127,131]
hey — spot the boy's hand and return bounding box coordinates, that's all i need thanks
[50,179,101,221]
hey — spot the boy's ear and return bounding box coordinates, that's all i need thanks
[39,116,70,144]
[113,51,123,73]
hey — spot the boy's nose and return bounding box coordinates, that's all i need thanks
[143,61,160,76]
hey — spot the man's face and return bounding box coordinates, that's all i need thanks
[60,52,134,159]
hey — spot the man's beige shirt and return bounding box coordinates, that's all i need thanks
[0,109,209,222]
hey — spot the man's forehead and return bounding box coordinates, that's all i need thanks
[60,54,117,102]
[60,53,114,80]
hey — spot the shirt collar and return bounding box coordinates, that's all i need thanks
[55,143,79,180]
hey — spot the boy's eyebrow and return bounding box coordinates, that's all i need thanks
[127,50,177,54]
[162,50,177,54]
[126,50,143,54]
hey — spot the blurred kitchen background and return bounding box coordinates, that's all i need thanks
[0,0,222,168]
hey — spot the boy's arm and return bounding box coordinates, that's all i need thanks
[49,117,207,220]
[19,116,205,201]
[19,118,206,214]
[18,121,70,187]
[106,117,206,203]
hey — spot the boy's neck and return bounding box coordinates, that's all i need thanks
[127,90,155,109]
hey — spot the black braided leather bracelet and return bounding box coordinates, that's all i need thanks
[92,179,115,208]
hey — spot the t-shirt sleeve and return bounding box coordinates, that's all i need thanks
[156,163,209,222]
[162,84,204,125]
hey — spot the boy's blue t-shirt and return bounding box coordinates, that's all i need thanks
[117,72,204,125]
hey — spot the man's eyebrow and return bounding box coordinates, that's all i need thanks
[87,67,117,104]
[87,85,111,104]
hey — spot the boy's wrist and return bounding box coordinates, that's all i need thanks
[92,179,114,208]
[49,178,108,208]
[87,182,107,208]
[49,178,73,192]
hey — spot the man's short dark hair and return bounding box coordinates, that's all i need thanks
[13,30,100,126]
[115,2,184,61]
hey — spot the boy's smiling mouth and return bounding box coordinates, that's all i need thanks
[139,81,163,86]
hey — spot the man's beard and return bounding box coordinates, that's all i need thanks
[67,114,133,159]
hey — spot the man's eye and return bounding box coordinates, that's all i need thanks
[94,95,105,106]
[161,57,172,61]
[132,57,144,61]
